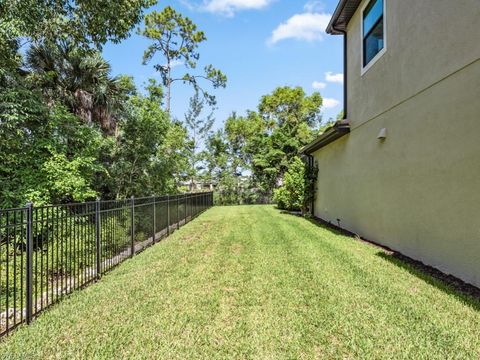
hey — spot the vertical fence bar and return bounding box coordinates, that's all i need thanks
[167,195,170,236]
[25,202,33,324]
[130,196,135,257]
[152,196,156,243]
[95,198,101,279]
[176,195,179,229]
[184,194,187,224]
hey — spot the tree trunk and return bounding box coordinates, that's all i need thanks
[166,65,171,114]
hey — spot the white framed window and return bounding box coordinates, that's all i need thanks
[361,0,386,75]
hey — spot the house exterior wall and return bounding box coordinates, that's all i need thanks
[312,0,480,287]
[347,0,480,130]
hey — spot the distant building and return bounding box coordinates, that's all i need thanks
[178,180,215,192]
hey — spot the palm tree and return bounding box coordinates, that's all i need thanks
[25,41,125,136]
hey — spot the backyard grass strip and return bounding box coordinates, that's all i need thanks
[0,206,478,359]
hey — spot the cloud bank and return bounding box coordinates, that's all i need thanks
[269,12,331,44]
[325,71,344,84]
[204,0,273,16]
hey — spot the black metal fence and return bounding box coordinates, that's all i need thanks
[0,192,213,336]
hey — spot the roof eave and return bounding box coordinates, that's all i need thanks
[326,0,363,35]
[301,120,351,155]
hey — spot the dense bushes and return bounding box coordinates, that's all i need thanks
[0,70,190,208]
[273,156,317,215]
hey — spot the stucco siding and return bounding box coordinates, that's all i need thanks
[312,59,480,287]
[346,0,480,129]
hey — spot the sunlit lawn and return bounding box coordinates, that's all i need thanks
[1,205,479,359]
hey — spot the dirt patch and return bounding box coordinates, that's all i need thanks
[231,243,243,255]
[183,233,200,242]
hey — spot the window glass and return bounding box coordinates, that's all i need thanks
[363,0,383,35]
[364,20,384,65]
[363,0,384,67]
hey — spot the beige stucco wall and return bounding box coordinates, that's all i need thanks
[347,0,480,129]
[312,0,480,287]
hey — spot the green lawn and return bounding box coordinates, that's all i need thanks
[1,205,479,359]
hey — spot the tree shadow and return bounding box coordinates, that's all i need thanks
[282,211,480,311]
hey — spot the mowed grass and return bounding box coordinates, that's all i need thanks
[1,206,479,359]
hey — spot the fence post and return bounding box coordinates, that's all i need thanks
[95,198,101,279]
[25,202,33,324]
[167,195,170,236]
[152,196,156,243]
[176,195,179,229]
[131,196,135,257]
[184,193,187,224]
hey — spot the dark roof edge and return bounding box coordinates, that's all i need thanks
[326,0,362,35]
[301,120,350,155]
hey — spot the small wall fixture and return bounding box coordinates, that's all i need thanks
[377,128,387,140]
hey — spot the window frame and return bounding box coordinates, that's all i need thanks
[361,0,387,75]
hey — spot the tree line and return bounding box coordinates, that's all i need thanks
[1,1,335,210]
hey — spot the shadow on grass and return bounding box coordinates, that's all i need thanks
[376,251,480,311]
[281,210,480,311]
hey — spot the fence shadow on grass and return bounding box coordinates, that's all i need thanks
[280,209,480,311]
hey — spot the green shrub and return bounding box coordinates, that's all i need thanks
[273,156,317,214]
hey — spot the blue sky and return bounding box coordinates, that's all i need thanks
[103,0,344,130]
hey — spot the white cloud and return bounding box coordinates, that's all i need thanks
[303,1,325,12]
[178,0,197,11]
[323,97,340,109]
[204,0,273,16]
[325,71,344,84]
[268,12,331,44]
[170,60,184,68]
[312,81,326,90]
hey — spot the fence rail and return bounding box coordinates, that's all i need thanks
[0,192,213,336]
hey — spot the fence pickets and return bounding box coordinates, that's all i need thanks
[0,192,213,336]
